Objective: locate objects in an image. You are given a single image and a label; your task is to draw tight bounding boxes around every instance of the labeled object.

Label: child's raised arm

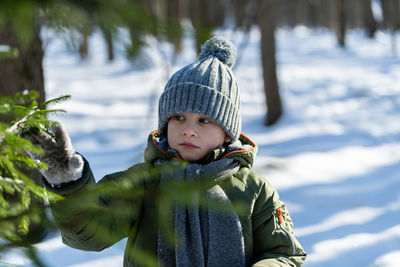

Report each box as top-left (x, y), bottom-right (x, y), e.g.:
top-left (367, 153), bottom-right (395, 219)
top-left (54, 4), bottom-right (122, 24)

top-left (26, 123), bottom-right (145, 251)
top-left (25, 123), bottom-right (84, 186)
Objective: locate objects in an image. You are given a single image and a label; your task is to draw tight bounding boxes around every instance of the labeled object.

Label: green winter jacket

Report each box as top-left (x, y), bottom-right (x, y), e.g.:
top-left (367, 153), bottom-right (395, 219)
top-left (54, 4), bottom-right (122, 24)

top-left (46, 132), bottom-right (306, 267)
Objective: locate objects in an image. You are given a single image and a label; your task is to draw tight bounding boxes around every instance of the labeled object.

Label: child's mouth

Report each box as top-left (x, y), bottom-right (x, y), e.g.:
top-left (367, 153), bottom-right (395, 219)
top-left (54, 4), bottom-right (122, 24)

top-left (180, 142), bottom-right (199, 149)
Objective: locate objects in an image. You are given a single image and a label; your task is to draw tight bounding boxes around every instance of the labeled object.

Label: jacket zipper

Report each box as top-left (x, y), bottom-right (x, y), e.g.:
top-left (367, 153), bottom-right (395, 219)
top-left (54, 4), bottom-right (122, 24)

top-left (277, 208), bottom-right (296, 256)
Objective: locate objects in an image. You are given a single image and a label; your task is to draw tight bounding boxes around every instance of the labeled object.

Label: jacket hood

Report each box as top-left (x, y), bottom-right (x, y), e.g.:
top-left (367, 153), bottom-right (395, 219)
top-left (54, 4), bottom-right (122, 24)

top-left (144, 131), bottom-right (257, 168)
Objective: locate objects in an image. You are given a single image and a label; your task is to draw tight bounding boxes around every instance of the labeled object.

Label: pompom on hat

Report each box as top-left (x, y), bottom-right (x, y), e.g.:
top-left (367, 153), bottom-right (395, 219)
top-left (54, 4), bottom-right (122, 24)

top-left (158, 36), bottom-right (241, 141)
top-left (198, 36), bottom-right (237, 68)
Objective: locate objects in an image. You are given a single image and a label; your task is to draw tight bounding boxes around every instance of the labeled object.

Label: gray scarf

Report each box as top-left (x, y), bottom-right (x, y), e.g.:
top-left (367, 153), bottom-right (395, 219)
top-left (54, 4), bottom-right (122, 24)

top-left (157, 158), bottom-right (245, 267)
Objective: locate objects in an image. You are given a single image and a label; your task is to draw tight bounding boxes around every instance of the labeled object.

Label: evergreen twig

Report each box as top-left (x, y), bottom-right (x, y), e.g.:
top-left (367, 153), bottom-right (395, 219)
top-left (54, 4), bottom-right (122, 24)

top-left (0, 90), bottom-right (67, 266)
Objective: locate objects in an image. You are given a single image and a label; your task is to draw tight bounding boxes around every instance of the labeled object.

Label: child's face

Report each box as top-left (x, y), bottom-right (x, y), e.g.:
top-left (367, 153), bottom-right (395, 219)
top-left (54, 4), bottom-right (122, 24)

top-left (167, 113), bottom-right (232, 162)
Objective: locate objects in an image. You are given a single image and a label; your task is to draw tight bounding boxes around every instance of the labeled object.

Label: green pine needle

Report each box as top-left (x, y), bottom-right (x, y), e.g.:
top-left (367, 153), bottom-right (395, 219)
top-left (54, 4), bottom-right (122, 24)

top-left (0, 90), bottom-right (66, 257)
top-left (39, 95), bottom-right (71, 110)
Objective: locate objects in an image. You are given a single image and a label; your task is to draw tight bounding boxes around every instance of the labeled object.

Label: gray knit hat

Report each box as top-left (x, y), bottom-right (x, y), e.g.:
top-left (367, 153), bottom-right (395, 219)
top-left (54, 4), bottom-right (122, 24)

top-left (158, 36), bottom-right (241, 141)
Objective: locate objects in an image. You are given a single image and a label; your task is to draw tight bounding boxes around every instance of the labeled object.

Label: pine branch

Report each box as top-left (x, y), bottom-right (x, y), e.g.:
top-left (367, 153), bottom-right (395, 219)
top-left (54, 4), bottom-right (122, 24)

top-left (38, 95), bottom-right (71, 110)
top-left (0, 91), bottom-right (67, 261)
top-left (0, 176), bottom-right (25, 185)
top-left (5, 108), bottom-right (37, 135)
top-left (0, 108), bottom-right (37, 147)
top-left (0, 102), bottom-right (67, 146)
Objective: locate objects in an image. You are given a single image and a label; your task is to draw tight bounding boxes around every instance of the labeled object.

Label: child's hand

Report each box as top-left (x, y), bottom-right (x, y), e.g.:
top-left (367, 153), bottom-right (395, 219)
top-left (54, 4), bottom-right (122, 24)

top-left (25, 123), bottom-right (84, 185)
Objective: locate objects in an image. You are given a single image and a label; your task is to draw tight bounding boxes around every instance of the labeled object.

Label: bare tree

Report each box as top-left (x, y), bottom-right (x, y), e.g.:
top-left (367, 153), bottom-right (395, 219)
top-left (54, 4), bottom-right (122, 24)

top-left (360, 0), bottom-right (377, 37)
top-left (334, 0), bottom-right (347, 47)
top-left (190, 0), bottom-right (208, 53)
top-left (166, 0), bottom-right (185, 54)
top-left (100, 25), bottom-right (115, 61)
top-left (381, 0), bottom-right (400, 56)
top-left (257, 0), bottom-right (282, 125)
top-left (0, 27), bottom-right (45, 104)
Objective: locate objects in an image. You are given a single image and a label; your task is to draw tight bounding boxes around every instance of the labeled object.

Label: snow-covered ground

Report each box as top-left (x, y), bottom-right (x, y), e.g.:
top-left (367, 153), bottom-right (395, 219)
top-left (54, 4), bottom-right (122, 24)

top-left (2, 24), bottom-right (400, 267)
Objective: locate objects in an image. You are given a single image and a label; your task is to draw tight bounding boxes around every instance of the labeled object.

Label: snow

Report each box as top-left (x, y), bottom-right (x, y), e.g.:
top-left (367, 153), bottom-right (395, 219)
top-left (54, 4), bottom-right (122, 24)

top-left (370, 251), bottom-right (400, 267)
top-left (2, 24), bottom-right (400, 267)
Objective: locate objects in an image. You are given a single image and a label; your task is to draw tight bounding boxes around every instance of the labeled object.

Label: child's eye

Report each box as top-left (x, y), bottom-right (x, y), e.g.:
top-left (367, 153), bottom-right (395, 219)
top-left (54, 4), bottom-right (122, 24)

top-left (199, 118), bottom-right (211, 124)
top-left (174, 115), bottom-right (184, 121)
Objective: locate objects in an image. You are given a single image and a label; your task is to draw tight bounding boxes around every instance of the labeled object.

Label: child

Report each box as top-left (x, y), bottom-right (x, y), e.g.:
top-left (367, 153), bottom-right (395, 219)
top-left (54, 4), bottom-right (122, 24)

top-left (32, 37), bottom-right (306, 266)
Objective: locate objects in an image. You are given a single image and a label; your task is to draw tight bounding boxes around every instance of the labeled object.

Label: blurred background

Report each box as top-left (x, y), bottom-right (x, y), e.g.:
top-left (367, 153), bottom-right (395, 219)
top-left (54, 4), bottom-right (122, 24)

top-left (1, 0), bottom-right (400, 266)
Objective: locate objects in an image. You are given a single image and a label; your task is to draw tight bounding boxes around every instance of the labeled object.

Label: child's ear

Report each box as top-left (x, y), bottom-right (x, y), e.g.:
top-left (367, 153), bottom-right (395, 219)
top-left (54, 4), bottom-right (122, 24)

top-left (224, 134), bottom-right (232, 143)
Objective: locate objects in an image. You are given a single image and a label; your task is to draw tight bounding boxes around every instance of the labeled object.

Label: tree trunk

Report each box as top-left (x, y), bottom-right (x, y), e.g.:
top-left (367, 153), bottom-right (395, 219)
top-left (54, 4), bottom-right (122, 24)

top-left (257, 0), bottom-right (282, 126)
top-left (335, 0), bottom-right (347, 47)
top-left (381, 0), bottom-right (400, 56)
top-left (190, 0), bottom-right (214, 53)
top-left (361, 0), bottom-right (377, 38)
top-left (0, 24), bottom-right (46, 134)
top-left (0, 20), bottom-right (48, 244)
top-left (79, 31), bottom-right (90, 59)
top-left (0, 27), bottom-right (45, 103)
top-left (295, 0), bottom-right (309, 26)
top-left (0, 24), bottom-right (45, 181)
top-left (167, 0), bottom-right (184, 53)
top-left (127, 26), bottom-right (142, 58)
top-left (380, 0), bottom-right (400, 29)
top-left (100, 26), bottom-right (114, 61)
top-left (233, 0), bottom-right (249, 28)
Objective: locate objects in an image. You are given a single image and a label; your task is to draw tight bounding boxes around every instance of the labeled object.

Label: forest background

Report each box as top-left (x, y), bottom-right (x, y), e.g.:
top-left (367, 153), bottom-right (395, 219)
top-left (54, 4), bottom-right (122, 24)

top-left (1, 0), bottom-right (400, 266)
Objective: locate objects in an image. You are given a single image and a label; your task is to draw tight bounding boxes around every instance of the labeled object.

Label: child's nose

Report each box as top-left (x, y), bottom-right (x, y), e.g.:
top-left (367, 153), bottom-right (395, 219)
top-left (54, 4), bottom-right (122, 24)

top-left (183, 124), bottom-right (197, 137)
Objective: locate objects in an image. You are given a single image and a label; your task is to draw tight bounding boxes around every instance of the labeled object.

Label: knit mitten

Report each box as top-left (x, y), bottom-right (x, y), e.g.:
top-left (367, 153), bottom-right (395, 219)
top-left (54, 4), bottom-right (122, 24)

top-left (26, 123), bottom-right (84, 185)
